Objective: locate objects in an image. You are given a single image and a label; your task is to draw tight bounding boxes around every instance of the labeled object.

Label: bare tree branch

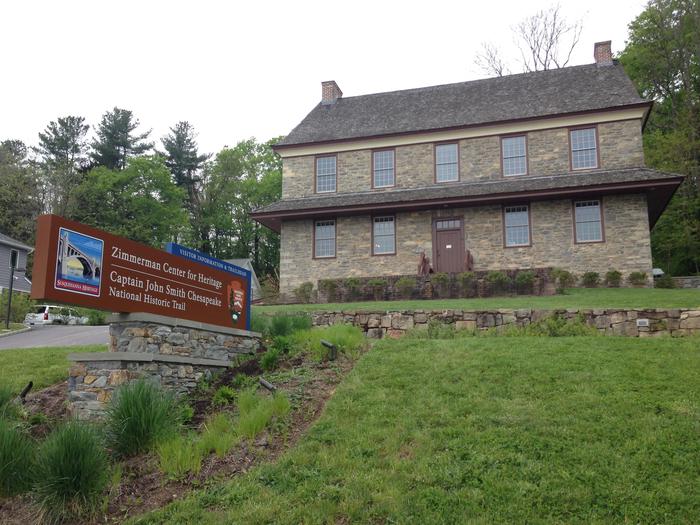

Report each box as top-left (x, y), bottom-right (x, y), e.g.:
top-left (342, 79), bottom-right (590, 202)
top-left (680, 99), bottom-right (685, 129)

top-left (474, 42), bottom-right (510, 77)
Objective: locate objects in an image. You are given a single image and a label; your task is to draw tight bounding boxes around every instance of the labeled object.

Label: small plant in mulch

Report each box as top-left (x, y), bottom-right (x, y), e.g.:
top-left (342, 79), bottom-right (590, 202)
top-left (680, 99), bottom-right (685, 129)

top-left (395, 276), bottom-right (416, 299)
top-left (604, 270), bottom-right (622, 287)
top-left (293, 282), bottom-right (314, 304)
top-left (486, 271), bottom-right (511, 295)
top-left (628, 271), bottom-right (648, 287)
top-left (211, 386), bottom-right (237, 407)
top-left (157, 433), bottom-right (202, 481)
top-left (514, 270), bottom-right (536, 294)
top-left (198, 413), bottom-right (238, 457)
top-left (261, 349), bottom-right (281, 371)
top-left (654, 274), bottom-right (675, 289)
top-left (367, 278), bottom-right (387, 301)
top-left (581, 271), bottom-right (600, 288)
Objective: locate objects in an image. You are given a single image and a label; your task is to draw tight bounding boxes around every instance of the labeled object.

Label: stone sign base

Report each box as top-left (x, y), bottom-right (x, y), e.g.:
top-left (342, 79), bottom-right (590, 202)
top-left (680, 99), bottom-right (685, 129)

top-left (68, 313), bottom-right (261, 420)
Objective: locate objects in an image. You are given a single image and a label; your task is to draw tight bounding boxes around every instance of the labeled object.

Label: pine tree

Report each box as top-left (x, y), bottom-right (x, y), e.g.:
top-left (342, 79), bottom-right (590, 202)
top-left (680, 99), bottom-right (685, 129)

top-left (90, 107), bottom-right (153, 170)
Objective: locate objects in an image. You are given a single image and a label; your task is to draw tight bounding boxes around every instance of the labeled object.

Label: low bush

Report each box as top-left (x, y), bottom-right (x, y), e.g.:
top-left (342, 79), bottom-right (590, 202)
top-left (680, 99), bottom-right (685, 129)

top-left (604, 270), bottom-right (622, 287)
top-left (457, 272), bottom-right (475, 296)
top-left (655, 274), bottom-right (676, 289)
top-left (289, 325), bottom-right (365, 361)
top-left (486, 271), bottom-right (511, 293)
top-left (514, 271), bottom-right (535, 293)
top-left (395, 276), bottom-right (416, 299)
top-left (212, 385), bottom-right (237, 407)
top-left (268, 314), bottom-right (312, 338)
top-left (34, 421), bottom-right (109, 523)
top-left (581, 271), bottom-right (600, 288)
top-left (293, 282), bottom-right (314, 304)
top-left (487, 314), bottom-right (598, 337)
top-left (0, 290), bottom-right (33, 323)
top-left (628, 271), bottom-right (648, 286)
top-left (250, 312), bottom-right (270, 336)
top-left (551, 268), bottom-right (576, 293)
top-left (343, 277), bottom-right (361, 300)
top-left (367, 278), bottom-right (386, 301)
top-left (106, 379), bottom-right (178, 457)
top-left (86, 310), bottom-right (106, 325)
top-left (237, 392), bottom-right (291, 440)
top-left (317, 280), bottom-right (338, 302)
top-left (199, 413), bottom-right (238, 457)
top-left (0, 420), bottom-right (35, 496)
top-left (271, 335), bottom-right (293, 354)
top-left (158, 434), bottom-right (202, 480)
top-left (261, 349), bottom-right (281, 371)
top-left (431, 272), bottom-right (450, 297)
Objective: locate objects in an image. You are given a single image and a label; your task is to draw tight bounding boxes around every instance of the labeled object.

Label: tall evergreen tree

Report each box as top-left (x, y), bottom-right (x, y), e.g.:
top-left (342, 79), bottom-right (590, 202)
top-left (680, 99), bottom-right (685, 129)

top-left (0, 140), bottom-right (41, 244)
top-left (90, 107), bottom-right (153, 170)
top-left (33, 115), bottom-right (89, 215)
top-left (159, 121), bottom-right (210, 213)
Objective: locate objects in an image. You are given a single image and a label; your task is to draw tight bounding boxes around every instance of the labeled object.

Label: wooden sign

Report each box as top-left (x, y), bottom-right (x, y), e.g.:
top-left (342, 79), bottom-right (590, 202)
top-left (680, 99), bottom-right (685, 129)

top-left (31, 215), bottom-right (250, 330)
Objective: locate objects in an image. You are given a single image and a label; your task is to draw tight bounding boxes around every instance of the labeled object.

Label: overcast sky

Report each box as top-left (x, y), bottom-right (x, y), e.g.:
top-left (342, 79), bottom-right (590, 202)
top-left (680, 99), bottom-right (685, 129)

top-left (1, 0), bottom-right (646, 156)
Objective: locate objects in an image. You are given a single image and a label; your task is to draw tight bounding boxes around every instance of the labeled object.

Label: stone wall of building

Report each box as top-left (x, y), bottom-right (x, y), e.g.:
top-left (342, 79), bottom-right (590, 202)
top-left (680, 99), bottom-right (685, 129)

top-left (279, 194), bottom-right (653, 297)
top-left (67, 314), bottom-right (260, 419)
top-left (309, 308), bottom-right (700, 339)
top-left (280, 120), bottom-right (645, 199)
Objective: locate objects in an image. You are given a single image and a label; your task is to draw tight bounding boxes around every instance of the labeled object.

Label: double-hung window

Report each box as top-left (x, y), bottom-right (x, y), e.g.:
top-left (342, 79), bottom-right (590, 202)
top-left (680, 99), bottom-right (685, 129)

top-left (435, 143), bottom-right (458, 182)
top-left (316, 156), bottom-right (336, 193)
top-left (373, 150), bottom-right (395, 187)
top-left (373, 216), bottom-right (395, 255)
top-left (570, 128), bottom-right (598, 170)
top-left (574, 200), bottom-right (603, 242)
top-left (502, 136), bottom-right (527, 176)
top-left (314, 220), bottom-right (336, 258)
top-left (504, 205), bottom-right (530, 247)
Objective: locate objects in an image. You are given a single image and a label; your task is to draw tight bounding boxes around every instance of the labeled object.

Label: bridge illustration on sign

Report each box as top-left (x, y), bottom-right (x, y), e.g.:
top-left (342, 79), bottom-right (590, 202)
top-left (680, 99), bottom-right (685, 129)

top-left (58, 230), bottom-right (101, 281)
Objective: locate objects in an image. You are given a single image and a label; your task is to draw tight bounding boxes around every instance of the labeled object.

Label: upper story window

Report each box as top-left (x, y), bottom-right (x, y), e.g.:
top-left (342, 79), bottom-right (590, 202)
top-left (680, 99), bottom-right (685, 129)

top-left (502, 135), bottom-right (527, 176)
top-left (314, 219), bottom-right (336, 257)
top-left (315, 156), bottom-right (337, 193)
top-left (435, 143), bottom-right (459, 183)
top-left (504, 205), bottom-right (530, 247)
top-left (373, 150), bottom-right (395, 188)
top-left (570, 128), bottom-right (598, 170)
top-left (574, 200), bottom-right (603, 243)
top-left (373, 216), bottom-right (395, 255)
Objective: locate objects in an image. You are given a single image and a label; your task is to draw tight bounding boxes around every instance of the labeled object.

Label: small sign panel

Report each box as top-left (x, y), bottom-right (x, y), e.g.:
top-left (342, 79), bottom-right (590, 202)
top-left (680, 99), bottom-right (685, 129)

top-left (31, 215), bottom-right (249, 330)
top-left (636, 319), bottom-right (650, 328)
top-left (446, 244), bottom-right (452, 249)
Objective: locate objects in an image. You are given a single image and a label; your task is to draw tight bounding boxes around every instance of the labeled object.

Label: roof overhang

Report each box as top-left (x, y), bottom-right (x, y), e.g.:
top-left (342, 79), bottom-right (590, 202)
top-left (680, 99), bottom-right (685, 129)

top-left (251, 175), bottom-right (683, 233)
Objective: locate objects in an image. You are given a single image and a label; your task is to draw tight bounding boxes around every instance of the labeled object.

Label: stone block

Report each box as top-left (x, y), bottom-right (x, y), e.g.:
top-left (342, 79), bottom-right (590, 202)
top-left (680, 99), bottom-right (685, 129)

top-left (70, 363), bottom-right (86, 377)
top-left (679, 316), bottom-right (700, 330)
top-left (456, 320), bottom-right (476, 331)
top-left (380, 315), bottom-right (392, 328)
top-left (108, 369), bottom-right (129, 386)
top-left (167, 332), bottom-right (187, 345)
top-left (366, 328), bottom-right (383, 339)
top-left (386, 329), bottom-right (404, 339)
top-left (127, 337), bottom-right (146, 353)
top-left (414, 313), bottom-right (428, 324)
top-left (92, 376), bottom-right (108, 388)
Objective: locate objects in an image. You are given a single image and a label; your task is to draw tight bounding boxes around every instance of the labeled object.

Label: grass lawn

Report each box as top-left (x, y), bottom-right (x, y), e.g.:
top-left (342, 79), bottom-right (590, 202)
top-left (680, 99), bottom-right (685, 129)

top-left (0, 345), bottom-right (104, 391)
top-left (256, 288), bottom-right (700, 314)
top-left (0, 322), bottom-right (27, 334)
top-left (138, 336), bottom-right (699, 524)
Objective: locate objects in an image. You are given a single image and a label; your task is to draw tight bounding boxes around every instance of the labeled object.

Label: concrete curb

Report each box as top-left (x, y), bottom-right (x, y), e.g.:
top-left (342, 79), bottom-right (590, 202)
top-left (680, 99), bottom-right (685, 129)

top-left (0, 326), bottom-right (32, 338)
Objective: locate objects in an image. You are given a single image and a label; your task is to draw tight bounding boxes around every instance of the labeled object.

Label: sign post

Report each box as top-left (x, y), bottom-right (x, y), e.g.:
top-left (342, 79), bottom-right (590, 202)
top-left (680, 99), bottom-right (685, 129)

top-left (4, 250), bottom-right (18, 329)
top-left (31, 215), bottom-right (250, 331)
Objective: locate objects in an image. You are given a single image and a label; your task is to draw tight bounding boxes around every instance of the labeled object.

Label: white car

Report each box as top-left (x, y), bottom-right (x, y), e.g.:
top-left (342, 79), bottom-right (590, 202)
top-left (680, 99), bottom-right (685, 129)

top-left (24, 305), bottom-right (88, 326)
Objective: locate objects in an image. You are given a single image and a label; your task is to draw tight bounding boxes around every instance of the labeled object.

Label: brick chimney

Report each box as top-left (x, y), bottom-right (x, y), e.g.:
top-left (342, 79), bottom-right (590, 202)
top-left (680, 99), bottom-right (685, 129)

top-left (321, 81), bottom-right (343, 104)
top-left (594, 41), bottom-right (613, 66)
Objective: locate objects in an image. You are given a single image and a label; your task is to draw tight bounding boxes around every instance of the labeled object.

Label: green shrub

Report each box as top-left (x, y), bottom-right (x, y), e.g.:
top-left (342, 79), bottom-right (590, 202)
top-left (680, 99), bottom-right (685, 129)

top-left (514, 271), bottom-right (536, 293)
top-left (293, 282), bottom-right (314, 304)
top-left (86, 310), bottom-right (106, 325)
top-left (486, 271), bottom-right (511, 293)
top-left (395, 276), bottom-right (416, 299)
top-left (581, 271), bottom-right (600, 288)
top-left (0, 385), bottom-right (19, 420)
top-left (628, 271), bottom-right (648, 286)
top-left (367, 278), bottom-right (386, 300)
top-left (604, 270), bottom-right (622, 287)
top-left (551, 268), bottom-right (576, 293)
top-left (212, 385), bottom-right (238, 407)
top-left (268, 314), bottom-right (311, 338)
top-left (344, 277), bottom-right (361, 300)
top-left (199, 413), bottom-right (238, 457)
top-left (289, 325), bottom-right (365, 361)
top-left (317, 280), bottom-right (338, 302)
top-left (271, 335), bottom-right (293, 354)
top-left (158, 434), bottom-right (202, 480)
top-left (106, 379), bottom-right (178, 457)
top-left (655, 274), bottom-right (676, 289)
top-left (0, 290), bottom-right (34, 323)
top-left (457, 272), bottom-right (475, 295)
top-left (237, 392), bottom-right (291, 440)
top-left (261, 349), bottom-right (281, 371)
top-left (231, 373), bottom-right (256, 390)
top-left (34, 421), bottom-right (109, 523)
top-left (0, 420), bottom-right (35, 496)
top-left (250, 313), bottom-right (270, 336)
top-left (176, 403), bottom-right (195, 425)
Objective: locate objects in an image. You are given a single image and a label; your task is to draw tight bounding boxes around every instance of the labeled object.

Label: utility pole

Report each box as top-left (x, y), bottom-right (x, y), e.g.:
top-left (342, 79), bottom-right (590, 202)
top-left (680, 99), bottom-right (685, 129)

top-left (5, 250), bottom-right (18, 329)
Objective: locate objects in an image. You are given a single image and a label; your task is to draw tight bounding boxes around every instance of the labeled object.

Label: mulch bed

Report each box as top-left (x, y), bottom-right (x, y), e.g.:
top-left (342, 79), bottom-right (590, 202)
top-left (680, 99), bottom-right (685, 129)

top-left (0, 351), bottom-right (360, 524)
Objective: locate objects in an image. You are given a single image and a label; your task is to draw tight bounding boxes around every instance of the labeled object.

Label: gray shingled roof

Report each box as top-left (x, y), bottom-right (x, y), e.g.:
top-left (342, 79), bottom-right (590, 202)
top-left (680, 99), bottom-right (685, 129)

top-left (276, 63), bottom-right (647, 147)
top-left (252, 168), bottom-right (682, 216)
top-left (0, 232), bottom-right (32, 251)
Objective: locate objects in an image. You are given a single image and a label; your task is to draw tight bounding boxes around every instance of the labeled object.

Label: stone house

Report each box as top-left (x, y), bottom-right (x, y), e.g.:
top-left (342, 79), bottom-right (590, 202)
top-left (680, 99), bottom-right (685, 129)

top-left (251, 42), bottom-right (683, 299)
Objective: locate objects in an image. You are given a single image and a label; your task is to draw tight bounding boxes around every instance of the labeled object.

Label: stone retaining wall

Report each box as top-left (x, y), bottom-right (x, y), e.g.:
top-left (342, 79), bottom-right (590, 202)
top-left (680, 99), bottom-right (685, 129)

top-left (68, 313), bottom-right (260, 419)
top-left (673, 276), bottom-right (700, 289)
top-left (310, 308), bottom-right (700, 339)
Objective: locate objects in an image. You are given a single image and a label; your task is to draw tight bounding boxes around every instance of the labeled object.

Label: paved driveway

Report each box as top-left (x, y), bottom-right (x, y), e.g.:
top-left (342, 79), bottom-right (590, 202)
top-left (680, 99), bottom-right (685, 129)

top-left (0, 325), bottom-right (109, 350)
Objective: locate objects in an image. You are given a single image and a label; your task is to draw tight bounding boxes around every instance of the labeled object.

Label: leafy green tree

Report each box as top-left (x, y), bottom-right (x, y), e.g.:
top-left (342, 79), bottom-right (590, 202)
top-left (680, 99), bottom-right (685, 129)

top-left (68, 156), bottom-right (187, 247)
top-left (620, 0), bottom-right (700, 274)
top-left (33, 116), bottom-right (89, 215)
top-left (159, 121), bottom-right (210, 213)
top-left (0, 140), bottom-right (41, 244)
top-left (90, 107), bottom-right (153, 170)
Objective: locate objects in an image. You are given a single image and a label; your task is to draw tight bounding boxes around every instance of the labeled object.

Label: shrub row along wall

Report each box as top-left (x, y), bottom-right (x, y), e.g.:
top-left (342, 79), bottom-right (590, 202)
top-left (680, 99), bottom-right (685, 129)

top-left (310, 308), bottom-right (700, 339)
top-left (305, 268), bottom-right (556, 304)
top-left (68, 313), bottom-right (260, 420)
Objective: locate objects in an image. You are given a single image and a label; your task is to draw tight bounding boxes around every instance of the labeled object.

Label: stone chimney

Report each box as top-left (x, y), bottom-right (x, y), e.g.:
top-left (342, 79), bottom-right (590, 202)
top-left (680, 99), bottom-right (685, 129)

top-left (594, 41), bottom-right (613, 66)
top-left (321, 81), bottom-right (343, 104)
